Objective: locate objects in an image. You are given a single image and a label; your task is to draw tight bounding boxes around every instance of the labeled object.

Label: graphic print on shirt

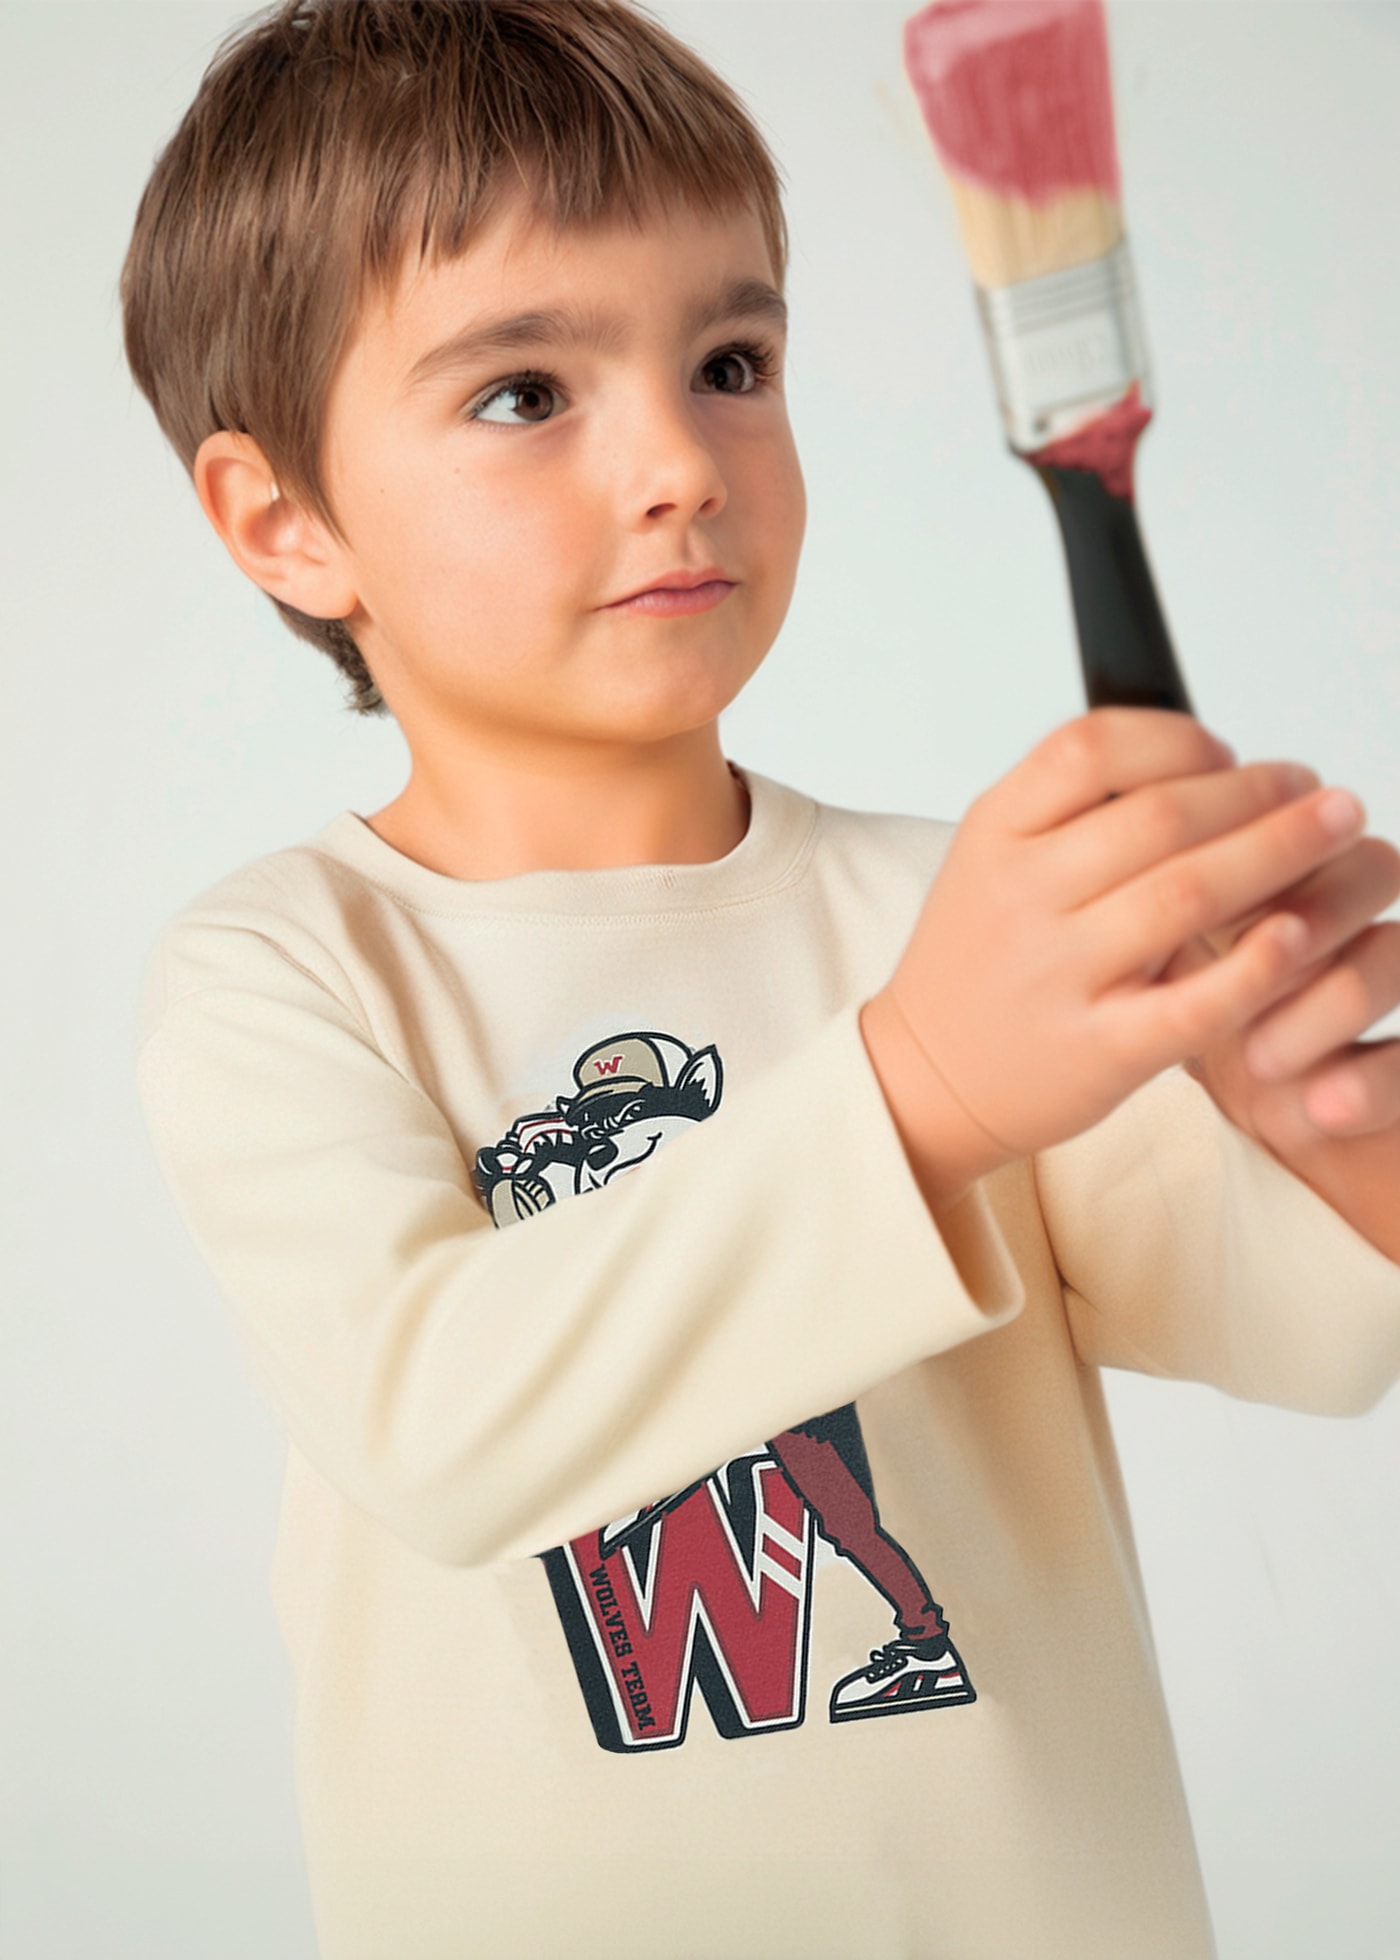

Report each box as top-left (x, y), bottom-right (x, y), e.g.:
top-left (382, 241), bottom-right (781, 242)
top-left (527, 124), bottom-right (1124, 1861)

top-left (474, 1028), bottom-right (976, 1754)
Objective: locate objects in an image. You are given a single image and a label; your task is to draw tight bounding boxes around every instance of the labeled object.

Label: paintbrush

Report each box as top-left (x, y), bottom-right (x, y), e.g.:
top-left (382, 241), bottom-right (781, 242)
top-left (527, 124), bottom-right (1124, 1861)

top-left (902, 0), bottom-right (1193, 714)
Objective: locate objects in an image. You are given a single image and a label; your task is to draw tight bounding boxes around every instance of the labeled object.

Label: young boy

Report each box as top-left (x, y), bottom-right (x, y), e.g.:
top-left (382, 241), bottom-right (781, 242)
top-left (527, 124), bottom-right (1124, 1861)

top-left (126, 3), bottom-right (1400, 1954)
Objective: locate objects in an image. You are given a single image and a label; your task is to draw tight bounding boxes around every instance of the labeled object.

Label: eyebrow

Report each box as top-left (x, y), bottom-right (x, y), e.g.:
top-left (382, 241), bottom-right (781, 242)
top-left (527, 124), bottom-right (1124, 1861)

top-left (404, 276), bottom-right (788, 392)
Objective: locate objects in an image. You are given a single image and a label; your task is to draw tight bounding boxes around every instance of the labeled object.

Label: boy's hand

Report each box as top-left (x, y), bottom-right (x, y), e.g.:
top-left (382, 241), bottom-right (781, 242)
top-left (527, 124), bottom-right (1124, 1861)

top-left (1168, 826), bottom-right (1400, 1262)
top-left (862, 709), bottom-right (1380, 1214)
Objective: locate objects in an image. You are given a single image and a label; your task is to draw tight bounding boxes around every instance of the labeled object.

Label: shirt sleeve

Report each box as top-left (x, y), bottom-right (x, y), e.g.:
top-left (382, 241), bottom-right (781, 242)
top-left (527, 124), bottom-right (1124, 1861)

top-left (1033, 1064), bottom-right (1400, 1415)
top-left (137, 926), bottom-right (1023, 1568)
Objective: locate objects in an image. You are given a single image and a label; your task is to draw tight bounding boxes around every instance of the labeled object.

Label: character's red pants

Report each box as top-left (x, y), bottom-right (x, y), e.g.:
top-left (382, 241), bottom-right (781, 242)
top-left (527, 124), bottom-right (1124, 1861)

top-left (769, 1423), bottom-right (948, 1644)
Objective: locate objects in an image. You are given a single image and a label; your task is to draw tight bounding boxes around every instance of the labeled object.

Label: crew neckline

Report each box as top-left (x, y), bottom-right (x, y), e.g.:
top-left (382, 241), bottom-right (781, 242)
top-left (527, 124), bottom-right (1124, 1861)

top-left (308, 765), bottom-right (819, 919)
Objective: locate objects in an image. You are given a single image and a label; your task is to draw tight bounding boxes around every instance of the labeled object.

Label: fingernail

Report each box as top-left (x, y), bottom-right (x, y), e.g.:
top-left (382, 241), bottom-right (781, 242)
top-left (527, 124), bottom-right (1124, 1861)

top-left (1281, 763), bottom-right (1318, 796)
top-left (1317, 788), bottom-right (1364, 837)
top-left (1306, 1071), bottom-right (1367, 1130)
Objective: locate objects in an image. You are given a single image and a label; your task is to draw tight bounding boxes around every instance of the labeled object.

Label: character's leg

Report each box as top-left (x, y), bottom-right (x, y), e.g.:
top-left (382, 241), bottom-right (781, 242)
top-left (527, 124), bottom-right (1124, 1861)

top-left (770, 1414), bottom-right (976, 1721)
top-left (769, 1424), bottom-right (947, 1643)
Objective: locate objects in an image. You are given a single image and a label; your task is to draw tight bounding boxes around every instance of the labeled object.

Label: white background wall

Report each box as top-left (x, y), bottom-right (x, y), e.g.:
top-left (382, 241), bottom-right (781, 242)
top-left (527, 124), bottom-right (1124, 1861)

top-left (3, 2), bottom-right (1397, 1955)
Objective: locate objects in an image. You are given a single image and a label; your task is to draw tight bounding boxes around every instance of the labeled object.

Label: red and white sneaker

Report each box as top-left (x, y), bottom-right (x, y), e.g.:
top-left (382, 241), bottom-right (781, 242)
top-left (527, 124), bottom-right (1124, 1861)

top-left (828, 1637), bottom-right (976, 1722)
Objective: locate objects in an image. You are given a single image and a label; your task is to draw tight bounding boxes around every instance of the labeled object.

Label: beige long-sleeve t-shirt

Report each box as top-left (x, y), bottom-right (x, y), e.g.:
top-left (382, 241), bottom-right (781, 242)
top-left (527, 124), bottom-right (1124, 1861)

top-left (136, 766), bottom-right (1400, 1960)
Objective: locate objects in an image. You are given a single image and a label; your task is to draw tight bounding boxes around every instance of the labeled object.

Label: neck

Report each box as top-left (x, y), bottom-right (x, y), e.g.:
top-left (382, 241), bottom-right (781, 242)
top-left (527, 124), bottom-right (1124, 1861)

top-left (365, 723), bottom-right (749, 881)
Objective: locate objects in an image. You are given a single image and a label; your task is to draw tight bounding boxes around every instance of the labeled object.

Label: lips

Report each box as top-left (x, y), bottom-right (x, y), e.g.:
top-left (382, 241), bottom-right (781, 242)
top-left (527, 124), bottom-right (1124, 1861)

top-left (605, 581), bottom-right (735, 618)
top-left (608, 567), bottom-right (734, 606)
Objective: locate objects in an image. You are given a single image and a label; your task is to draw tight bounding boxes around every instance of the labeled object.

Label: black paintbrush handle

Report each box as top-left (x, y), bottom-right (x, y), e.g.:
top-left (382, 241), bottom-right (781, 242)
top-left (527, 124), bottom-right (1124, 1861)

top-left (1031, 462), bottom-right (1193, 715)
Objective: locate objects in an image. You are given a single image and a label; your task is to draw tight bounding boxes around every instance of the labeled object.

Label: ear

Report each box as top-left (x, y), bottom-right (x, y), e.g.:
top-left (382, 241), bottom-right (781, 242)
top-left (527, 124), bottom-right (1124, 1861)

top-left (193, 431), bottom-right (359, 623)
top-left (677, 1045), bottom-right (723, 1113)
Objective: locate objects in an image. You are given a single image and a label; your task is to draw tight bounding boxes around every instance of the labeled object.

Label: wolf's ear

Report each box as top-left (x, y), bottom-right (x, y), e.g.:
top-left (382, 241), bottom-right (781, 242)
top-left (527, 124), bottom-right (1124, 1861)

top-left (677, 1045), bottom-right (723, 1112)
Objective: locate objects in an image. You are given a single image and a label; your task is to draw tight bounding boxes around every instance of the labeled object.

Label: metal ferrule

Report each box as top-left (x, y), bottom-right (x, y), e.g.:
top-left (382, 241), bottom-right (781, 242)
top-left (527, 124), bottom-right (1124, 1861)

top-left (974, 239), bottom-right (1153, 454)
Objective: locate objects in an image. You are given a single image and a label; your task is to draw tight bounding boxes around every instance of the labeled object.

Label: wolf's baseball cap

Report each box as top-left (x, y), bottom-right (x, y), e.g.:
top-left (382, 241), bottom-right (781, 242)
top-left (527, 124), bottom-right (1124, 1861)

top-left (570, 1033), bottom-right (689, 1107)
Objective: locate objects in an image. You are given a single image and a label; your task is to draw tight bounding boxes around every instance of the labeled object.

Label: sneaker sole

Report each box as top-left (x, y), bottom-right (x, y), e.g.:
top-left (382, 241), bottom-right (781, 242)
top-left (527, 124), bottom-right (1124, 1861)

top-left (829, 1682), bottom-right (977, 1723)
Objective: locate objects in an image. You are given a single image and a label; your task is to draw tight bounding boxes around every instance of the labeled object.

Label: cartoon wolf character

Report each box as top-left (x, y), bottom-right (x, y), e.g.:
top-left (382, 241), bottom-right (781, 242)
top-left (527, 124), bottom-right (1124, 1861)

top-left (475, 1028), bottom-right (975, 1729)
top-left (474, 1032), bottom-right (724, 1226)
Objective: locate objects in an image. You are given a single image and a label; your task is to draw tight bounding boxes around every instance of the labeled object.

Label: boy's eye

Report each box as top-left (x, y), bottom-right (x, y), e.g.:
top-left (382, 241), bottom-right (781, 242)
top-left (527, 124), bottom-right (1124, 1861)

top-left (471, 371), bottom-right (561, 427)
top-left (465, 340), bottom-right (780, 430)
top-left (700, 343), bottom-right (777, 394)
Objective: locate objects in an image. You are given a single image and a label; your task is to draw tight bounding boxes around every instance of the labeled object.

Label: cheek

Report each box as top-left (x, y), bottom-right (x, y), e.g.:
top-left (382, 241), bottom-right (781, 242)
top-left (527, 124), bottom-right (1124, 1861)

top-left (366, 457), bottom-right (583, 624)
top-left (757, 430), bottom-right (807, 551)
top-left (425, 454), bottom-right (591, 585)
top-left (757, 441), bottom-right (807, 593)
top-left (784, 432), bottom-right (808, 522)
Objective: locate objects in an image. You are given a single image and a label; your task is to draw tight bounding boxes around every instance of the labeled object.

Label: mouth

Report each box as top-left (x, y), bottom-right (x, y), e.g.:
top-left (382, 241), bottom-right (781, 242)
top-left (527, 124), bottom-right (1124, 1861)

top-left (607, 583), bottom-right (734, 618)
top-left (603, 566), bottom-right (738, 615)
top-left (602, 1133), bottom-right (664, 1180)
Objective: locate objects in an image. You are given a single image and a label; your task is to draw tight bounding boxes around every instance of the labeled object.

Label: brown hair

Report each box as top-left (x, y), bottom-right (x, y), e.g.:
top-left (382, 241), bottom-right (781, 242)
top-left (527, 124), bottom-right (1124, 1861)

top-left (122, 0), bottom-right (790, 715)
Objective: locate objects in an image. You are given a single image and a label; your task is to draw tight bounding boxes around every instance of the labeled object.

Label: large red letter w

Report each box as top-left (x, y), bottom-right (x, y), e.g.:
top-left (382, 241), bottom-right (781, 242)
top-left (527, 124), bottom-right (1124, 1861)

top-left (545, 1456), bottom-right (814, 1752)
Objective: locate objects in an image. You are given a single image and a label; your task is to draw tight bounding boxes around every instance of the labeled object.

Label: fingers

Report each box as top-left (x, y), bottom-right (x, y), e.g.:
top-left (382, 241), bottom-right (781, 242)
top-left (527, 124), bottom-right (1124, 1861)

top-left (1238, 837), bottom-right (1400, 967)
top-left (1297, 1039), bottom-right (1400, 1136)
top-left (987, 709), bottom-right (1235, 836)
top-left (1086, 783), bottom-right (1370, 987)
top-left (1098, 848), bottom-right (1400, 1114)
top-left (1048, 760), bottom-right (1320, 910)
top-left (1244, 920), bottom-right (1400, 1083)
top-left (1099, 908), bottom-right (1313, 1080)
top-left (1198, 836), bottom-right (1400, 1006)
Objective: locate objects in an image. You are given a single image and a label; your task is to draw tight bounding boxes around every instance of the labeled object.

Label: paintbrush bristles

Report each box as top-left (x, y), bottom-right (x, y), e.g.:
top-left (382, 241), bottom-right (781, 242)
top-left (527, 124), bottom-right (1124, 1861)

top-left (904, 0), bottom-right (1122, 291)
top-left (948, 180), bottom-right (1121, 287)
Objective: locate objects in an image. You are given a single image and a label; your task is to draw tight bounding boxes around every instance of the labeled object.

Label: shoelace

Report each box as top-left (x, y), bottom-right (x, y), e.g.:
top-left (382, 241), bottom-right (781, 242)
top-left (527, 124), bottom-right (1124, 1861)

top-left (863, 1642), bottom-right (914, 1681)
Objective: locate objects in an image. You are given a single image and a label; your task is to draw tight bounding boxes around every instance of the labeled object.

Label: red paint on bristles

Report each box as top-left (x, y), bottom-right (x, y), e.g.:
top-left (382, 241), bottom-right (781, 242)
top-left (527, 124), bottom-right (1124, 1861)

top-left (903, 0), bottom-right (1120, 205)
top-left (1027, 382), bottom-right (1151, 501)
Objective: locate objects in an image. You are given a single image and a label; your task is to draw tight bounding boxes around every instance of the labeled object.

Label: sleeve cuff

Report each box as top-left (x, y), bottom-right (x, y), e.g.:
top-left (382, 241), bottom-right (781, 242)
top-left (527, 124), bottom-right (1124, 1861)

top-left (823, 1001), bottom-right (1025, 1347)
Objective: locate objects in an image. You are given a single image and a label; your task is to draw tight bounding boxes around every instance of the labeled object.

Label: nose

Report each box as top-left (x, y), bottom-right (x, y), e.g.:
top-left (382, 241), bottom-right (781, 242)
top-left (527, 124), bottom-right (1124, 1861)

top-left (585, 1137), bottom-right (619, 1172)
top-left (619, 381), bottom-right (729, 525)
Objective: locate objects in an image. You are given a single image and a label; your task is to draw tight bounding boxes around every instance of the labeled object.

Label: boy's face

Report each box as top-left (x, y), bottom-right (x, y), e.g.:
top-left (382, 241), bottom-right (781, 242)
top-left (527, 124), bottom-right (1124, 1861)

top-left (318, 191), bottom-right (806, 765)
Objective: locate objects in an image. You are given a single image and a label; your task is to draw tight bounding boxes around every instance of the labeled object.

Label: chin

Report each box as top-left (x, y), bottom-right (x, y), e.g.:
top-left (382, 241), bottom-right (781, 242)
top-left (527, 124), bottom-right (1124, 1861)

top-left (609, 648), bottom-right (765, 735)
